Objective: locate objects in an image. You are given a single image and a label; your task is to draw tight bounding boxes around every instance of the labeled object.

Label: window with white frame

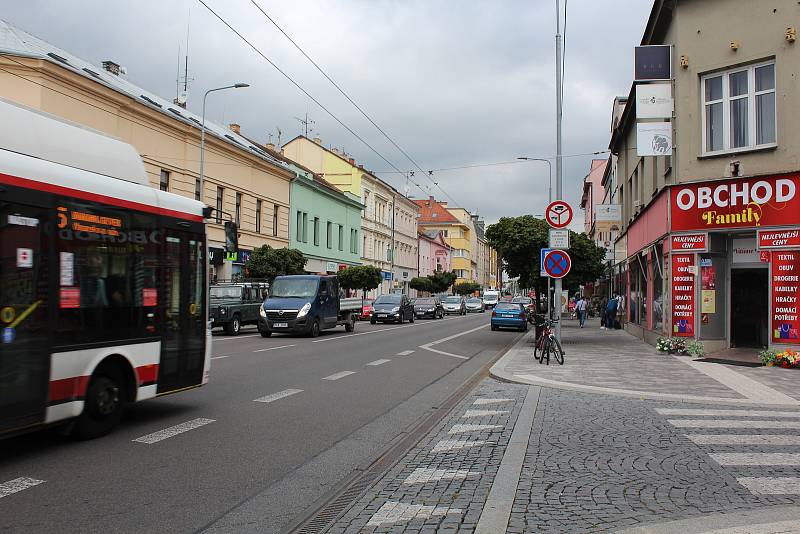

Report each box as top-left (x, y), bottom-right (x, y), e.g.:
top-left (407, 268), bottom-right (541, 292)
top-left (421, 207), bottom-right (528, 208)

top-left (702, 61), bottom-right (776, 154)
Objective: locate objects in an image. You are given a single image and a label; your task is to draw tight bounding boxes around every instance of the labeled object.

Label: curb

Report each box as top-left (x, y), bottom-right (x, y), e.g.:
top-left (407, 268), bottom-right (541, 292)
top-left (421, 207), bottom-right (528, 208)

top-left (489, 332), bottom-right (800, 407)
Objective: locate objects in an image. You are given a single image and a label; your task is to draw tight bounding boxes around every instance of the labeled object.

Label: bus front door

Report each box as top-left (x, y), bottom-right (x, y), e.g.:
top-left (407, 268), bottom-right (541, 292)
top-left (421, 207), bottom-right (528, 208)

top-left (0, 201), bottom-right (50, 434)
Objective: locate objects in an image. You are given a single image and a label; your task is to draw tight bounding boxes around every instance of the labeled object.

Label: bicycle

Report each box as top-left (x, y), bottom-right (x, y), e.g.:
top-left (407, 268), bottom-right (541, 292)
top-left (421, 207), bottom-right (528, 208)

top-left (533, 317), bottom-right (564, 365)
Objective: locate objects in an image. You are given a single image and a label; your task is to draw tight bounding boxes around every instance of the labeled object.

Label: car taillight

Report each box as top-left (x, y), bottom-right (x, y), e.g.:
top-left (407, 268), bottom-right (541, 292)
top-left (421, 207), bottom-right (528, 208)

top-left (492, 311), bottom-right (497, 317)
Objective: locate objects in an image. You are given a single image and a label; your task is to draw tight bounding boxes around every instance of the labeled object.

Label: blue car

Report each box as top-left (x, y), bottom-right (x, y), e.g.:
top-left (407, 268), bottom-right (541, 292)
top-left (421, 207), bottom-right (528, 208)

top-left (491, 302), bottom-right (528, 332)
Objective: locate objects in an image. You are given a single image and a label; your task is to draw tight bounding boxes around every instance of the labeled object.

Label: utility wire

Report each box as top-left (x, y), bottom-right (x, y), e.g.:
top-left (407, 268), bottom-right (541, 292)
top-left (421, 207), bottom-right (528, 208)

top-left (372, 150), bottom-right (611, 174)
top-left (247, 0), bottom-right (461, 207)
top-left (197, 0), bottom-right (433, 199)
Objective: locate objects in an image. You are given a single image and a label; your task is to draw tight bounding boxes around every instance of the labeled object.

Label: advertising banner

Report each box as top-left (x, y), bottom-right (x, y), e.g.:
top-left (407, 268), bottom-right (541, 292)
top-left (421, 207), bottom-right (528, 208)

top-left (671, 254), bottom-right (695, 337)
top-left (635, 83), bottom-right (674, 119)
top-left (634, 45), bottom-right (672, 81)
top-left (637, 122), bottom-right (672, 157)
top-left (670, 233), bottom-right (708, 252)
top-left (771, 251), bottom-right (800, 344)
top-left (759, 229), bottom-right (800, 250)
top-left (671, 174), bottom-right (800, 232)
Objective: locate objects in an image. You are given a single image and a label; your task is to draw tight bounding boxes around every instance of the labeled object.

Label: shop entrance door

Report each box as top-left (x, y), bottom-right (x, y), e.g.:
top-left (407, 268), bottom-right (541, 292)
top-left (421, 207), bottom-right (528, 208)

top-left (730, 268), bottom-right (768, 348)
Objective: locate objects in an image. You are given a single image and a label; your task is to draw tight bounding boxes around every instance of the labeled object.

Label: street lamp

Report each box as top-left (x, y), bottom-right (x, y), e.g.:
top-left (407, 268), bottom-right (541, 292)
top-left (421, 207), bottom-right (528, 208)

top-left (199, 83), bottom-right (250, 203)
top-left (518, 157), bottom-right (554, 320)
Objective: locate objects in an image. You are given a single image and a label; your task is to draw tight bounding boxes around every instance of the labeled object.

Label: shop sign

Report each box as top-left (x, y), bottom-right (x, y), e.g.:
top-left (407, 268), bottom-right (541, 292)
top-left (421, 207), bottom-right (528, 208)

top-left (209, 247), bottom-right (224, 266)
top-left (325, 261), bottom-right (338, 272)
top-left (760, 251), bottom-right (772, 263)
top-left (701, 263), bottom-right (716, 314)
top-left (670, 233), bottom-right (707, 252)
top-left (233, 249), bottom-right (252, 265)
top-left (671, 174), bottom-right (800, 232)
top-left (636, 122), bottom-right (672, 157)
top-left (671, 254), bottom-right (695, 337)
top-left (634, 45), bottom-right (672, 81)
top-left (732, 238), bottom-right (758, 265)
top-left (382, 271), bottom-right (393, 281)
top-left (758, 229), bottom-right (800, 250)
top-left (771, 251), bottom-right (800, 344)
top-left (635, 83), bottom-right (673, 119)
top-left (594, 204), bottom-right (621, 222)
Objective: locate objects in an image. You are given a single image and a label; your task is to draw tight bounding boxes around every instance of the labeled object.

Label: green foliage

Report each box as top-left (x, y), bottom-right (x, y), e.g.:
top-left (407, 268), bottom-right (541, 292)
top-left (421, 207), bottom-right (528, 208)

top-left (685, 340), bottom-right (706, 358)
top-left (485, 215), bottom-right (608, 292)
top-left (337, 265), bottom-right (383, 293)
top-left (453, 281), bottom-right (481, 296)
top-left (245, 245), bottom-right (306, 282)
top-left (409, 277), bottom-right (433, 293)
top-left (427, 270), bottom-right (458, 293)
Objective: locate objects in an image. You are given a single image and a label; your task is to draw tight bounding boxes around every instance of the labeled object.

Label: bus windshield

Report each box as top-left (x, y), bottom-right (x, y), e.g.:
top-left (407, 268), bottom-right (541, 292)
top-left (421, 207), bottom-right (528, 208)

top-left (271, 278), bottom-right (319, 299)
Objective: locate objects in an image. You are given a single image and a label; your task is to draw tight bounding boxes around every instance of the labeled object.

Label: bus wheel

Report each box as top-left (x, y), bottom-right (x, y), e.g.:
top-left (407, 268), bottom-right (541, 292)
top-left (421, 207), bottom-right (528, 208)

top-left (225, 315), bottom-right (241, 336)
top-left (74, 369), bottom-right (126, 439)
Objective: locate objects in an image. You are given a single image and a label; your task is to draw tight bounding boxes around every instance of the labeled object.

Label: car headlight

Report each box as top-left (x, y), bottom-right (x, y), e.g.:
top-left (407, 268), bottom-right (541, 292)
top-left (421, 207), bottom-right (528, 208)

top-left (428, 308), bottom-right (434, 312)
top-left (259, 306), bottom-right (266, 318)
top-left (391, 306), bottom-right (400, 312)
top-left (297, 302), bottom-right (312, 318)
top-left (219, 307), bottom-right (226, 315)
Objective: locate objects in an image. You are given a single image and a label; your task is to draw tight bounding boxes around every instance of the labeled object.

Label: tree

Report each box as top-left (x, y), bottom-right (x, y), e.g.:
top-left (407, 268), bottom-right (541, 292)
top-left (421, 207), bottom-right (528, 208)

top-left (427, 270), bottom-right (457, 294)
top-left (453, 281), bottom-right (481, 296)
top-left (409, 277), bottom-right (433, 294)
top-left (337, 265), bottom-right (383, 299)
top-left (245, 245), bottom-right (306, 282)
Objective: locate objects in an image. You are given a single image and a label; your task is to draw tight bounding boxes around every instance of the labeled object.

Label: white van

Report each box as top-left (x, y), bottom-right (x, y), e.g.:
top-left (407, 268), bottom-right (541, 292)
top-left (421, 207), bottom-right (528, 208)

top-left (482, 290), bottom-right (500, 309)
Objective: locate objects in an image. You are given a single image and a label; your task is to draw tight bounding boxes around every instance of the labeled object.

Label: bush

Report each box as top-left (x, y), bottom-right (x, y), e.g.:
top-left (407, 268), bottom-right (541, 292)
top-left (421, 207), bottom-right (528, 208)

top-left (685, 340), bottom-right (705, 358)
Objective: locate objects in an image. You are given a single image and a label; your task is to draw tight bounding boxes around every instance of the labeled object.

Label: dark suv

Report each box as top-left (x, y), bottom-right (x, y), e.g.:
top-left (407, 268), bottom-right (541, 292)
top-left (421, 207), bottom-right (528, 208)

top-left (414, 297), bottom-right (444, 319)
top-left (210, 281), bottom-right (269, 335)
top-left (371, 294), bottom-right (415, 324)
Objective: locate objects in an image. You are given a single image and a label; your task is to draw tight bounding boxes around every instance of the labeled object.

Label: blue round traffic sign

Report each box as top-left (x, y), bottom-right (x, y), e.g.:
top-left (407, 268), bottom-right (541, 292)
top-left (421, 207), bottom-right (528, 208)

top-left (544, 250), bottom-right (571, 279)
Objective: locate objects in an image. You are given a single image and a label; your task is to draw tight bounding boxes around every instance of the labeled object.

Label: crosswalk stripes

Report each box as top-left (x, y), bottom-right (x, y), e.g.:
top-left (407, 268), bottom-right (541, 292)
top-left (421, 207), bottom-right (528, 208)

top-left (657, 407), bottom-right (800, 495)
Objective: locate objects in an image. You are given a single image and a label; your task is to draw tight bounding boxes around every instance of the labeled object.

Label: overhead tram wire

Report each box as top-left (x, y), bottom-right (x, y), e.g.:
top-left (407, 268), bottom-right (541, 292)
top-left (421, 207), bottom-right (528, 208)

top-left (247, 0), bottom-right (462, 207)
top-left (196, 0), bottom-right (432, 199)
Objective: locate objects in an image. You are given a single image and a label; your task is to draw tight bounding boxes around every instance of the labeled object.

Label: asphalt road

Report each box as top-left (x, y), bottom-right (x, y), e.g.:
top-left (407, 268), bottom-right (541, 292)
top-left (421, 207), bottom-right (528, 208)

top-left (0, 311), bottom-right (522, 534)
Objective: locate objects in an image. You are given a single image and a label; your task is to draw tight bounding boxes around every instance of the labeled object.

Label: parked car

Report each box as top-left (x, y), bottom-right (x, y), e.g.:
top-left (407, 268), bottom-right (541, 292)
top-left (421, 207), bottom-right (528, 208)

top-left (466, 297), bottom-right (485, 313)
top-left (414, 297), bottom-right (444, 319)
top-left (512, 296), bottom-right (535, 316)
top-left (491, 302), bottom-right (528, 332)
top-left (258, 275), bottom-right (360, 337)
top-left (371, 294), bottom-right (415, 324)
top-left (210, 281), bottom-right (270, 335)
top-left (442, 295), bottom-right (466, 315)
top-left (482, 289), bottom-right (500, 309)
top-left (358, 299), bottom-right (374, 321)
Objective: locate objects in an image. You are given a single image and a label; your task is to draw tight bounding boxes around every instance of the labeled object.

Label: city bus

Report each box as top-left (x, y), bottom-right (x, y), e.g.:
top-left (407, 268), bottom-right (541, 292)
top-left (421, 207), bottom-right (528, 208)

top-left (0, 99), bottom-right (210, 439)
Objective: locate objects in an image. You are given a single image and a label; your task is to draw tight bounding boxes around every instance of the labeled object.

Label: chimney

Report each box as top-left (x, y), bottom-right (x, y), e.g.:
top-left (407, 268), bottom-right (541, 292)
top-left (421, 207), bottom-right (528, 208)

top-left (428, 195), bottom-right (434, 207)
top-left (358, 164), bottom-right (364, 170)
top-left (102, 60), bottom-right (121, 76)
top-left (349, 158), bottom-right (356, 165)
top-left (229, 123), bottom-right (241, 135)
top-left (313, 136), bottom-right (322, 145)
top-left (266, 142), bottom-right (276, 151)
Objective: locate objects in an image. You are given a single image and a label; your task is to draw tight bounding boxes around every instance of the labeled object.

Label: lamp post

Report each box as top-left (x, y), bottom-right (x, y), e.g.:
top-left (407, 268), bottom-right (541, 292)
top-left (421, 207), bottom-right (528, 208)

top-left (199, 83), bottom-right (249, 203)
top-left (518, 157), bottom-right (554, 319)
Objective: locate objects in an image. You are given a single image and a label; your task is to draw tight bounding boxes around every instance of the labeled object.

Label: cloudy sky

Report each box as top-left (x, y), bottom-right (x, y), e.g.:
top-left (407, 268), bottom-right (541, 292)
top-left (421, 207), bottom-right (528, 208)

top-left (4, 0), bottom-right (651, 228)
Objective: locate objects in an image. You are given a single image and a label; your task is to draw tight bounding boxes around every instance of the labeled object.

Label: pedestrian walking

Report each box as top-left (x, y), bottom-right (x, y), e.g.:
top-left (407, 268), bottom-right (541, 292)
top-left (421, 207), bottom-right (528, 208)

top-left (599, 296), bottom-right (608, 329)
top-left (575, 295), bottom-right (587, 328)
top-left (605, 293), bottom-right (619, 332)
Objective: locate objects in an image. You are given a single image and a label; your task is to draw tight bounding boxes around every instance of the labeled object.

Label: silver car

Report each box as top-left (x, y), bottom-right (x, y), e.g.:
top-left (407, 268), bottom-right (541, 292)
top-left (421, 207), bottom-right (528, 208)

top-left (465, 297), bottom-right (485, 313)
top-left (442, 296), bottom-right (466, 315)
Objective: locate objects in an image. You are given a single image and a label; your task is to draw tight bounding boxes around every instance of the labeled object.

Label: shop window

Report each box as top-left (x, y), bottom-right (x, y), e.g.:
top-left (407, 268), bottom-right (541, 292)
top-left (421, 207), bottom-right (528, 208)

top-left (702, 61), bottom-right (776, 154)
top-left (652, 245), bottom-right (664, 331)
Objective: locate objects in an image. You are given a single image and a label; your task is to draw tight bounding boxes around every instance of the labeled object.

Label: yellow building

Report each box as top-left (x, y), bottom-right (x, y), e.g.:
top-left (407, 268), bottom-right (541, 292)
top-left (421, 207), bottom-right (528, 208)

top-left (0, 21), bottom-right (293, 280)
top-left (414, 197), bottom-right (474, 284)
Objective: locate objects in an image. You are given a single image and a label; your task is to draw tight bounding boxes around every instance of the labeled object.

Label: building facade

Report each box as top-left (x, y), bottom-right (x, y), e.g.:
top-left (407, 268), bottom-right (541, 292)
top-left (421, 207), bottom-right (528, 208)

top-left (0, 21), bottom-right (293, 282)
top-left (418, 231), bottom-right (452, 278)
top-left (610, 0), bottom-right (800, 352)
top-left (414, 197), bottom-right (474, 283)
top-left (392, 194), bottom-right (420, 293)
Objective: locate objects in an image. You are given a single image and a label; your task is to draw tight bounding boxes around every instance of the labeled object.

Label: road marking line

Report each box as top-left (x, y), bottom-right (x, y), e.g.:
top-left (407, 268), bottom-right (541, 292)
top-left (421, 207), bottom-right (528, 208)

top-left (463, 409), bottom-right (509, 418)
top-left (253, 389), bottom-right (303, 404)
top-left (687, 434), bottom-right (800, 445)
top-left (476, 386), bottom-right (540, 534)
top-left (473, 398), bottom-right (514, 406)
top-left (431, 439), bottom-right (489, 453)
top-left (132, 418), bottom-right (215, 444)
top-left (710, 453), bottom-right (800, 466)
top-left (403, 468), bottom-right (479, 484)
top-left (668, 419), bottom-right (800, 429)
top-left (419, 324), bottom-right (489, 359)
top-left (367, 359), bottom-right (391, 366)
top-left (0, 477), bottom-right (44, 499)
top-left (657, 408), bottom-right (800, 418)
top-left (677, 358), bottom-right (798, 404)
top-left (210, 355), bottom-right (231, 360)
top-left (253, 344), bottom-right (296, 353)
top-left (366, 501), bottom-right (462, 527)
top-left (322, 371), bottom-right (356, 381)
top-left (310, 315), bottom-right (470, 344)
top-left (396, 350), bottom-right (415, 356)
top-left (448, 423), bottom-right (503, 434)
top-left (737, 477), bottom-right (800, 495)
top-left (212, 334), bottom-right (261, 342)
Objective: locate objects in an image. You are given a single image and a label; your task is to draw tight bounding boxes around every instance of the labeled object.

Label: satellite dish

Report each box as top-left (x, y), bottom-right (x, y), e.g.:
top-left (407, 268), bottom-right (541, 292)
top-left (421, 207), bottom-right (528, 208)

top-left (177, 91), bottom-right (188, 104)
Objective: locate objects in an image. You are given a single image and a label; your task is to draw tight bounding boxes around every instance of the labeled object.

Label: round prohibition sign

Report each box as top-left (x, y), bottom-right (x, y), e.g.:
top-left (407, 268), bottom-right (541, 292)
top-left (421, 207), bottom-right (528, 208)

top-left (544, 250), bottom-right (571, 279)
top-left (545, 200), bottom-right (573, 229)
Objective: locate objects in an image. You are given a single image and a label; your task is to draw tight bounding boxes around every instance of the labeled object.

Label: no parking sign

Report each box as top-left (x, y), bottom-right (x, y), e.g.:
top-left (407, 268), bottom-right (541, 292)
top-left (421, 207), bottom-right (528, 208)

top-left (543, 250), bottom-right (571, 279)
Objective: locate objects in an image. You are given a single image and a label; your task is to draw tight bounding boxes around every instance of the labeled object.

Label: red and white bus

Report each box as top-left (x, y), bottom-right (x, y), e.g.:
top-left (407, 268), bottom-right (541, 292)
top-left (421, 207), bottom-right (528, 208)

top-left (0, 98), bottom-right (210, 439)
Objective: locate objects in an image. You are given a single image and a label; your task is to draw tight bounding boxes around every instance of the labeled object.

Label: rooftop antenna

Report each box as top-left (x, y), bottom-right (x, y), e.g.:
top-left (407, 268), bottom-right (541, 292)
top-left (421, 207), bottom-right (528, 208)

top-left (294, 112), bottom-right (315, 137)
top-left (174, 9), bottom-right (192, 108)
top-left (276, 127), bottom-right (283, 149)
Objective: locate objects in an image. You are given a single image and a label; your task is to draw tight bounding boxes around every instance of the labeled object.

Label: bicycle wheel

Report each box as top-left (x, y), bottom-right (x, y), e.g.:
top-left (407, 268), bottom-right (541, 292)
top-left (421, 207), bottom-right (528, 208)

top-left (552, 337), bottom-right (565, 365)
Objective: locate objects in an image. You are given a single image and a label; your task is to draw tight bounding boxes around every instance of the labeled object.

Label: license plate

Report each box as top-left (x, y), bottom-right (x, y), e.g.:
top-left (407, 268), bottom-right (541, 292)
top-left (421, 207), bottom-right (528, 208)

top-left (377, 314), bottom-right (387, 318)
top-left (273, 322), bottom-right (288, 328)
top-left (502, 315), bottom-right (513, 318)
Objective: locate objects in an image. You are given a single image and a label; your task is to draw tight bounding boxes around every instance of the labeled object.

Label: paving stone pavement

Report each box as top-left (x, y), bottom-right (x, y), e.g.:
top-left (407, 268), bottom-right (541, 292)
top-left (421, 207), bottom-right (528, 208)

top-left (326, 379), bottom-right (800, 533)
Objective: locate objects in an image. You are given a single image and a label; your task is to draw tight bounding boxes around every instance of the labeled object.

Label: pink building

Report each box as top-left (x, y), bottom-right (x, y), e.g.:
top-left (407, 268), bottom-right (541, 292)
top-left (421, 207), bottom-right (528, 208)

top-left (418, 231), bottom-right (451, 277)
top-left (580, 159), bottom-right (609, 237)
